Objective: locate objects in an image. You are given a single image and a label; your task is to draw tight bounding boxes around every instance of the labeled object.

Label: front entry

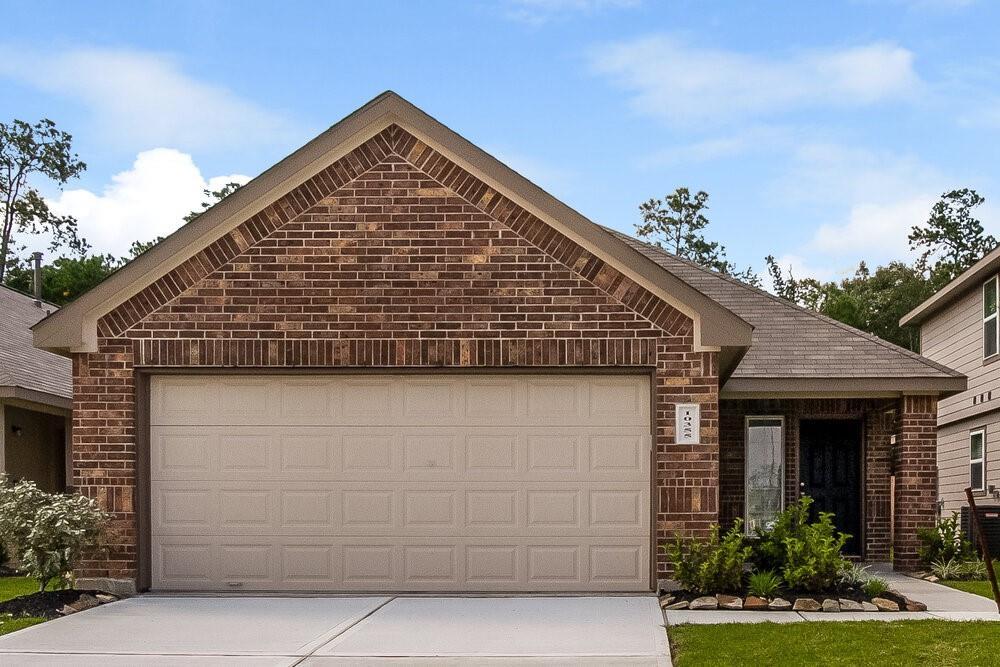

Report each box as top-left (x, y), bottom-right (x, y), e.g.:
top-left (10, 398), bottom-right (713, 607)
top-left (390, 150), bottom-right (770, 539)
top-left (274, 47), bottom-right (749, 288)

top-left (799, 419), bottom-right (862, 555)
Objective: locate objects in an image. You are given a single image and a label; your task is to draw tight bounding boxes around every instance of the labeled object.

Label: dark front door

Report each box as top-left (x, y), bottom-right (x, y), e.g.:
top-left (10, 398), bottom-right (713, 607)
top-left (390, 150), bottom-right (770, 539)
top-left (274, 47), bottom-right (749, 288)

top-left (799, 419), bottom-right (862, 555)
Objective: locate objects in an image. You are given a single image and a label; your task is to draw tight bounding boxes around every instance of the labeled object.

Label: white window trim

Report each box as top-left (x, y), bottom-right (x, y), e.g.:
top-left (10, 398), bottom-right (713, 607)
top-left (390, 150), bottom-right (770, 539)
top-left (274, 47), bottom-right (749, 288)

top-left (745, 415), bottom-right (785, 535)
top-left (971, 428), bottom-right (986, 492)
top-left (984, 277), bottom-right (998, 360)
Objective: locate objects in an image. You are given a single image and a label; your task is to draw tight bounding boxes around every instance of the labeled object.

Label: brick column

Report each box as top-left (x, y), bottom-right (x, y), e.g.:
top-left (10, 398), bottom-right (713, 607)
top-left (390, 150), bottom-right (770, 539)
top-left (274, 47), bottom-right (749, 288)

top-left (893, 395), bottom-right (938, 571)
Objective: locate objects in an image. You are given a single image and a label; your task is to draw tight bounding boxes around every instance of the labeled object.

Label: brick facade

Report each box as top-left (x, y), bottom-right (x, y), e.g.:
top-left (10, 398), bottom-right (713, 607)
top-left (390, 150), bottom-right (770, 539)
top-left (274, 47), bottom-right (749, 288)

top-left (720, 397), bottom-right (937, 566)
top-left (71, 125), bottom-right (719, 584)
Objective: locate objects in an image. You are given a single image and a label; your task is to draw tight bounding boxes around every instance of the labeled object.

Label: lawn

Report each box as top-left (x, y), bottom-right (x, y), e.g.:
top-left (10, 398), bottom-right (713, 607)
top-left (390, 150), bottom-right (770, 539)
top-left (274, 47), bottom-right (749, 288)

top-left (0, 576), bottom-right (44, 637)
top-left (669, 621), bottom-right (1000, 666)
top-left (939, 579), bottom-right (999, 601)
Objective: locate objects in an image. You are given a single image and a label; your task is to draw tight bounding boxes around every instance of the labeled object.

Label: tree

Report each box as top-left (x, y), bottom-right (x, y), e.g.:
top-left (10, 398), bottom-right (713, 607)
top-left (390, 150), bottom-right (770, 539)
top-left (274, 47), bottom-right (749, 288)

top-left (909, 188), bottom-right (996, 287)
top-left (183, 181), bottom-right (243, 223)
top-left (4, 253), bottom-right (119, 305)
top-left (637, 187), bottom-right (759, 285)
top-left (0, 119), bottom-right (87, 281)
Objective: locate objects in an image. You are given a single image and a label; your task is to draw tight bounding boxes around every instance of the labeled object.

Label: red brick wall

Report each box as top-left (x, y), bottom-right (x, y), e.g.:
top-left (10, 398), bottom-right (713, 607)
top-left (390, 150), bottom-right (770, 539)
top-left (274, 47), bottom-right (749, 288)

top-left (894, 395), bottom-right (938, 570)
top-left (719, 398), bottom-right (896, 561)
top-left (71, 125), bottom-right (720, 584)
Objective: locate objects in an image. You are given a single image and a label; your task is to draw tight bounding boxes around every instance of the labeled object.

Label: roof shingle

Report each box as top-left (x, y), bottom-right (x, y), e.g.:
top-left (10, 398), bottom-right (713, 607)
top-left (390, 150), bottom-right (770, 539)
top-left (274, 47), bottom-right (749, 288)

top-left (0, 286), bottom-right (71, 403)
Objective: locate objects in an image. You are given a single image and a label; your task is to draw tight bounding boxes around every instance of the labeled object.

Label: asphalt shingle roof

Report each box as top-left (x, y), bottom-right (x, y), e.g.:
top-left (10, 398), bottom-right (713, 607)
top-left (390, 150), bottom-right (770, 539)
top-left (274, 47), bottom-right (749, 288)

top-left (0, 286), bottom-right (71, 402)
top-left (608, 229), bottom-right (963, 381)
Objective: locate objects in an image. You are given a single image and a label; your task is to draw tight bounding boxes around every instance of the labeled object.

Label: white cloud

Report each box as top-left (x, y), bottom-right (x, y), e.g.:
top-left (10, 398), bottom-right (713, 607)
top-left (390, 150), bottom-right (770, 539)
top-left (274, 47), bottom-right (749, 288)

top-left (764, 253), bottom-right (839, 287)
top-left (810, 196), bottom-right (936, 257)
top-left (504, 0), bottom-right (639, 24)
top-left (638, 125), bottom-right (795, 167)
top-left (44, 149), bottom-right (250, 257)
top-left (591, 36), bottom-right (921, 126)
top-left (0, 46), bottom-right (295, 152)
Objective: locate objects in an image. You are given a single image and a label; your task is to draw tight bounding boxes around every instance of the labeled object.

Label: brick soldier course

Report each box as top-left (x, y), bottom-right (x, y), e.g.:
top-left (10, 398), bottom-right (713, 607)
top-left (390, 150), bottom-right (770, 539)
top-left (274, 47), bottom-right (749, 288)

top-left (38, 93), bottom-right (962, 590)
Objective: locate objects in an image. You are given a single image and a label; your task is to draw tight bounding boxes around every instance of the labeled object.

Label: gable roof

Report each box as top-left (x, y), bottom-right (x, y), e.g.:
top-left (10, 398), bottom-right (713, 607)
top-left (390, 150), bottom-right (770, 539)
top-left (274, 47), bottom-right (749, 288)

top-left (0, 286), bottom-right (71, 409)
top-left (33, 91), bottom-right (752, 355)
top-left (901, 245), bottom-right (1000, 327)
top-left (610, 230), bottom-right (966, 396)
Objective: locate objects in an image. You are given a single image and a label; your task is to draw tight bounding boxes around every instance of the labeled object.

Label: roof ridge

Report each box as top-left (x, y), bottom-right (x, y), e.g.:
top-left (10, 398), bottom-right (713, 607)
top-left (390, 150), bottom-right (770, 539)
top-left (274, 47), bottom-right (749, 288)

top-left (604, 226), bottom-right (964, 379)
top-left (0, 283), bottom-right (61, 310)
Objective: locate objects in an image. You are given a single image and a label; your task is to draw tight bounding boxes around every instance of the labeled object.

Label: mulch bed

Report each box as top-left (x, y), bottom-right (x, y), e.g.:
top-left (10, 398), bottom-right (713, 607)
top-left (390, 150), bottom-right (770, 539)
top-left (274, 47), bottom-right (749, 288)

top-left (0, 589), bottom-right (110, 620)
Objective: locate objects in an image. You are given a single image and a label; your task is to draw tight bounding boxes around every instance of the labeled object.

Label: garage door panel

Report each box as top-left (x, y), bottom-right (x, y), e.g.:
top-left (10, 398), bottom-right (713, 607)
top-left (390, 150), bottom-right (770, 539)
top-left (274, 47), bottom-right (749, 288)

top-left (150, 374), bottom-right (650, 591)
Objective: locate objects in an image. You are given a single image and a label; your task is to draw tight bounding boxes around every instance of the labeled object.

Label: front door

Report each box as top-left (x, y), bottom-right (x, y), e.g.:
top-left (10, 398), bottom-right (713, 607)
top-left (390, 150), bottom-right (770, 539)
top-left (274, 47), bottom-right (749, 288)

top-left (799, 419), bottom-right (862, 555)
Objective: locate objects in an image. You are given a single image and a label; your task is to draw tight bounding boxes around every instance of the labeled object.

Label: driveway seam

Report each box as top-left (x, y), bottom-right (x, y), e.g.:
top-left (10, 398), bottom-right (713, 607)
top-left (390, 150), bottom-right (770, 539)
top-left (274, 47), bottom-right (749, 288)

top-left (290, 596), bottom-right (397, 665)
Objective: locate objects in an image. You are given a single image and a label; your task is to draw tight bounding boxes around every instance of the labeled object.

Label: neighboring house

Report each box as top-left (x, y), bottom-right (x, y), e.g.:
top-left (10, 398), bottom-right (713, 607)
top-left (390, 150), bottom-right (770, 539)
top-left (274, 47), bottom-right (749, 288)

top-left (0, 285), bottom-right (71, 492)
top-left (902, 249), bottom-right (1000, 516)
top-left (34, 93), bottom-right (964, 595)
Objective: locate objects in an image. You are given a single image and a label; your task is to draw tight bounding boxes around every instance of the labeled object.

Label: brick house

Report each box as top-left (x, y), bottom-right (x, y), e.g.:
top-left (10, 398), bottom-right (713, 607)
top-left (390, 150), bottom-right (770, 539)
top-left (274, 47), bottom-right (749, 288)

top-left (33, 93), bottom-right (964, 594)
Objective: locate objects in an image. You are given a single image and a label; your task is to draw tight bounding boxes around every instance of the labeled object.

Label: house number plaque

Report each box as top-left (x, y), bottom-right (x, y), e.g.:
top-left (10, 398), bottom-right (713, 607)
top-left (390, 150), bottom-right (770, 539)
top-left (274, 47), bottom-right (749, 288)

top-left (675, 403), bottom-right (701, 444)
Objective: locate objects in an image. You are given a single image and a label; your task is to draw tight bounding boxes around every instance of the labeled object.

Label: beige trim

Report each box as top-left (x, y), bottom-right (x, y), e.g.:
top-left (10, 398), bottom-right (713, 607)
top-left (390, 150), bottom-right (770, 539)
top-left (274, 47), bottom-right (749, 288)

top-left (722, 375), bottom-right (967, 397)
top-left (0, 387), bottom-right (72, 412)
top-left (901, 245), bottom-right (1000, 327)
top-left (32, 92), bottom-right (751, 355)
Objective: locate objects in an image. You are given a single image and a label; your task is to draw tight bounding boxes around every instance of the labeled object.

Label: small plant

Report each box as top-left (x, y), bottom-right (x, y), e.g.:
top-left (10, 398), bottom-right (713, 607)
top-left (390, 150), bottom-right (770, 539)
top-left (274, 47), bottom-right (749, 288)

top-left (664, 520), bottom-right (752, 595)
top-left (837, 561), bottom-right (871, 588)
top-left (0, 476), bottom-right (108, 591)
top-left (862, 576), bottom-right (889, 598)
top-left (747, 570), bottom-right (783, 598)
top-left (917, 513), bottom-right (973, 566)
top-left (958, 559), bottom-right (988, 581)
top-left (930, 557), bottom-right (964, 580)
top-left (781, 509), bottom-right (850, 592)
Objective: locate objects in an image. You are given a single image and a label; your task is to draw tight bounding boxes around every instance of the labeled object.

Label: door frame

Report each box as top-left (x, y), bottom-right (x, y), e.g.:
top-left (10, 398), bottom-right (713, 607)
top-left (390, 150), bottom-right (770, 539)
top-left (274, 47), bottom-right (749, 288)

top-left (134, 366), bottom-right (657, 593)
top-left (796, 416), bottom-right (866, 558)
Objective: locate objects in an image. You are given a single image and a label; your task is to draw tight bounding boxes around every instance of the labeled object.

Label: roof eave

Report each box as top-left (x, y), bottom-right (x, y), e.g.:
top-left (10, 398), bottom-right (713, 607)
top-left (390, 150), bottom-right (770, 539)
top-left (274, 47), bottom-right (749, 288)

top-left (0, 386), bottom-right (73, 411)
top-left (721, 375), bottom-right (967, 398)
top-left (901, 246), bottom-right (1000, 327)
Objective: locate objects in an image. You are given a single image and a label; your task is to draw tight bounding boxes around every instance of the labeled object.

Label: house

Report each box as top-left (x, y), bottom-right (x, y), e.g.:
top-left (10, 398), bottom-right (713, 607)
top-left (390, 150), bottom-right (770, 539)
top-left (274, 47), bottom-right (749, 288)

top-left (33, 92), bottom-right (964, 594)
top-left (902, 249), bottom-right (1000, 516)
top-left (1, 285), bottom-right (71, 493)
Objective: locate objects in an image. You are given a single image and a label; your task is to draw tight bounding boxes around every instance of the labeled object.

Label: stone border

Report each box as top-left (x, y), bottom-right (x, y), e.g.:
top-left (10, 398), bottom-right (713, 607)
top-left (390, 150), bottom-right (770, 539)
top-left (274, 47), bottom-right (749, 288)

top-left (659, 593), bottom-right (926, 613)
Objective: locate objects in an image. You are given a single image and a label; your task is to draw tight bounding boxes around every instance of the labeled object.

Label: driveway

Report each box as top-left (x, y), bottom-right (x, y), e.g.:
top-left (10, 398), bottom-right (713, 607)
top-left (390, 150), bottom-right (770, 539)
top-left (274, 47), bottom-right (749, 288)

top-left (0, 595), bottom-right (670, 665)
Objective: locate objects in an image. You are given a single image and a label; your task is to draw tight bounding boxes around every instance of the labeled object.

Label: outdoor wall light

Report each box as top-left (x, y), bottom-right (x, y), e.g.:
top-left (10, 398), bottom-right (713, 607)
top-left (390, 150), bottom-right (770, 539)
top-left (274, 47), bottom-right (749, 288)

top-left (10, 424), bottom-right (23, 437)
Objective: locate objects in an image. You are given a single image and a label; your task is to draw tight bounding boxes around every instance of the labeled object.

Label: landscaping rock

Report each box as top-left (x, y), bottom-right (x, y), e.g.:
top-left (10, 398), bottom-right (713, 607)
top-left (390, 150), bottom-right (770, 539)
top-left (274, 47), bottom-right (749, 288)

top-left (744, 595), bottom-right (769, 610)
top-left (926, 575), bottom-right (940, 583)
top-left (872, 597), bottom-right (899, 612)
top-left (95, 594), bottom-right (116, 604)
top-left (768, 597), bottom-right (792, 611)
top-left (659, 596), bottom-right (675, 609)
top-left (68, 594), bottom-right (100, 612)
top-left (905, 599), bottom-right (927, 612)
top-left (839, 599), bottom-right (864, 612)
top-left (690, 596), bottom-right (719, 610)
top-left (861, 601), bottom-right (879, 612)
top-left (57, 605), bottom-right (77, 616)
top-left (717, 594), bottom-right (742, 610)
top-left (664, 601), bottom-right (689, 610)
top-left (792, 598), bottom-right (822, 611)
top-left (822, 599), bottom-right (840, 612)
top-left (75, 577), bottom-right (136, 598)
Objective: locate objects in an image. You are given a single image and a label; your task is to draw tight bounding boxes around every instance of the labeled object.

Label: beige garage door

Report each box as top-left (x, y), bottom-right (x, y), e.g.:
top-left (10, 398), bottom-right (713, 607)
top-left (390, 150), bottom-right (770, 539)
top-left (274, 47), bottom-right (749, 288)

top-left (150, 374), bottom-right (651, 592)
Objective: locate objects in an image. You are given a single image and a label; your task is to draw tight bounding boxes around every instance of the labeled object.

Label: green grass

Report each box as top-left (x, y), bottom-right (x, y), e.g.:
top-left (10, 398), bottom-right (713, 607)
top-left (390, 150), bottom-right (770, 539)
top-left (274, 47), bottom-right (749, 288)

top-left (0, 576), bottom-right (36, 603)
top-left (939, 579), bottom-right (999, 600)
top-left (0, 616), bottom-right (44, 636)
top-left (669, 621), bottom-right (1000, 666)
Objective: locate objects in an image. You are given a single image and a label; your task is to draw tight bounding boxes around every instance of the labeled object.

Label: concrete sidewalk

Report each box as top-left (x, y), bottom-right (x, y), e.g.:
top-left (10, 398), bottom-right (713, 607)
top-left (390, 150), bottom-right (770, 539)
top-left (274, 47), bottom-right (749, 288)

top-left (666, 564), bottom-right (1000, 626)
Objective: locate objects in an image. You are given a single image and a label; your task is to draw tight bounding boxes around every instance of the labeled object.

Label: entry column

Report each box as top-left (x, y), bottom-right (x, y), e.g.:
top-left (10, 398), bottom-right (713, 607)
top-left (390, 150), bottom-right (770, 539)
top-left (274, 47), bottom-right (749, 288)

top-left (893, 395), bottom-right (938, 571)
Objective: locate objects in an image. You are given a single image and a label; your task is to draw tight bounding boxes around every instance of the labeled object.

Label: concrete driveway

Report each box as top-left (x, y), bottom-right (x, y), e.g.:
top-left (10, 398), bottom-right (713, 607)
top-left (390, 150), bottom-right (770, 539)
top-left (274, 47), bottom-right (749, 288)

top-left (0, 595), bottom-right (670, 665)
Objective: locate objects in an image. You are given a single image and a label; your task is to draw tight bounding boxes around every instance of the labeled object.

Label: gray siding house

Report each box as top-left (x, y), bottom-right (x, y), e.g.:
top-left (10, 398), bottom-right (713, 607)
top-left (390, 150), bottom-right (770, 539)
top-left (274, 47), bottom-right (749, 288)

top-left (903, 249), bottom-right (1000, 514)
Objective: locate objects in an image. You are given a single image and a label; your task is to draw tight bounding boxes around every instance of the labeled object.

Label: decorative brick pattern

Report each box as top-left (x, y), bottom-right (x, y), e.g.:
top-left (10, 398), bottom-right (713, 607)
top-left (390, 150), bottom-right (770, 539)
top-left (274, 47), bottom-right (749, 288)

top-left (71, 126), bottom-right (720, 583)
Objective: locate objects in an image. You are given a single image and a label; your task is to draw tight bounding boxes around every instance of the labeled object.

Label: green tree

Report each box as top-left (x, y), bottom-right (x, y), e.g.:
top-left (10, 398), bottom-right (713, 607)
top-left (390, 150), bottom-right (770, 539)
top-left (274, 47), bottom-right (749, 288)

top-left (4, 254), bottom-right (118, 305)
top-left (0, 119), bottom-right (87, 281)
top-left (909, 188), bottom-right (996, 287)
top-left (637, 187), bottom-right (759, 285)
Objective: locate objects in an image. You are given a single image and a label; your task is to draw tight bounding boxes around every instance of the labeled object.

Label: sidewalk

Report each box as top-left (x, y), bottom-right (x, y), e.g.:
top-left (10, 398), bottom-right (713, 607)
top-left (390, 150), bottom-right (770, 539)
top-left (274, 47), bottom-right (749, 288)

top-left (665, 563), bottom-right (1000, 625)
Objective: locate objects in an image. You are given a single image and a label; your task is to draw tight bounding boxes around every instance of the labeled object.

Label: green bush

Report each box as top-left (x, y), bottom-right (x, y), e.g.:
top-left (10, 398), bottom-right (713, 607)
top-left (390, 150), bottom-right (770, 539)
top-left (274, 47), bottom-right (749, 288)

top-left (917, 513), bottom-right (973, 566)
top-left (837, 561), bottom-right (871, 588)
top-left (0, 476), bottom-right (108, 591)
top-left (930, 557), bottom-right (964, 580)
top-left (664, 520), bottom-right (752, 595)
top-left (751, 497), bottom-right (813, 573)
top-left (781, 509), bottom-right (849, 592)
top-left (862, 576), bottom-right (889, 598)
top-left (747, 570), bottom-right (782, 598)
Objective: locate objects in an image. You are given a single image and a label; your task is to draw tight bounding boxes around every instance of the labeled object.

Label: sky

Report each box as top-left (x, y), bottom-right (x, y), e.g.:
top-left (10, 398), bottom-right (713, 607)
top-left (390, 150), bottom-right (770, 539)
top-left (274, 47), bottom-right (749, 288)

top-left (2, 0), bottom-right (998, 284)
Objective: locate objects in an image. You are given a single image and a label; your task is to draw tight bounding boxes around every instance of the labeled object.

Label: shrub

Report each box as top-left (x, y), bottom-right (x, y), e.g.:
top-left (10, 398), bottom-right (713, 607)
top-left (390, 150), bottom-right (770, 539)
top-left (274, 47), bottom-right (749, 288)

top-left (862, 576), bottom-right (890, 598)
top-left (930, 557), bottom-right (964, 580)
top-left (747, 570), bottom-right (782, 598)
top-left (0, 476), bottom-right (108, 591)
top-left (917, 513), bottom-right (973, 566)
top-left (664, 520), bottom-right (752, 595)
top-left (837, 561), bottom-right (872, 588)
top-left (781, 510), bottom-right (850, 592)
top-left (959, 559), bottom-right (988, 581)
top-left (751, 497), bottom-right (813, 572)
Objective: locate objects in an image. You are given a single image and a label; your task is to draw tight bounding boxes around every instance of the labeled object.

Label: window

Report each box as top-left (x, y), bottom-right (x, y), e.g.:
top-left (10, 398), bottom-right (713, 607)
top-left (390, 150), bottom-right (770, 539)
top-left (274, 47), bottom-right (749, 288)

top-left (984, 277), bottom-right (998, 359)
top-left (745, 417), bottom-right (784, 534)
top-left (971, 429), bottom-right (985, 492)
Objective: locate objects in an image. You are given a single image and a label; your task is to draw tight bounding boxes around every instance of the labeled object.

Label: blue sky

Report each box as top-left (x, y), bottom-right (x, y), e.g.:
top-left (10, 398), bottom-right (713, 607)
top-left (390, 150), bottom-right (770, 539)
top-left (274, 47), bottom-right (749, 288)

top-left (2, 0), bottom-right (998, 283)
